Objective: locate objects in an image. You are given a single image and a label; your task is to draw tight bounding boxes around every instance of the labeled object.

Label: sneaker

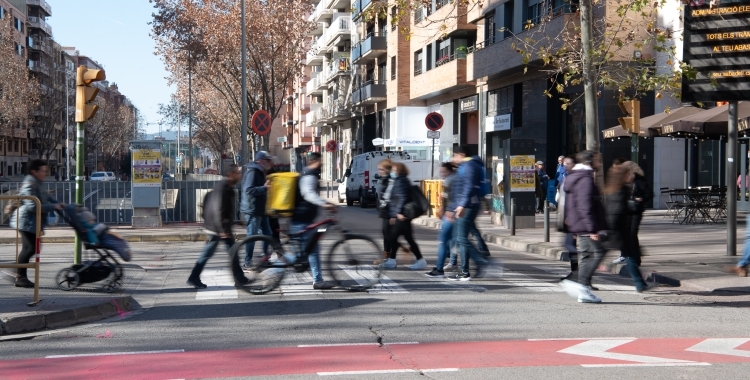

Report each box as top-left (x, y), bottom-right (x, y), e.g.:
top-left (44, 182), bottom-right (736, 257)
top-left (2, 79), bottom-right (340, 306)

top-left (374, 251), bottom-right (389, 265)
top-left (187, 278), bottom-right (207, 289)
top-left (560, 279), bottom-right (584, 299)
top-left (577, 288), bottom-right (602, 303)
top-left (234, 277), bottom-right (251, 287)
top-left (612, 256), bottom-right (626, 264)
top-left (424, 268), bottom-right (445, 278)
top-left (725, 265), bottom-right (749, 277)
top-left (14, 277), bottom-right (34, 288)
top-left (242, 265), bottom-right (254, 273)
top-left (480, 250), bottom-right (491, 258)
top-left (383, 258), bottom-right (397, 269)
top-left (588, 285), bottom-right (599, 291)
top-left (448, 272), bottom-right (471, 281)
top-left (444, 262), bottom-right (456, 271)
top-left (409, 258), bottom-right (427, 270)
top-left (474, 263), bottom-right (488, 279)
top-left (313, 281), bottom-right (335, 290)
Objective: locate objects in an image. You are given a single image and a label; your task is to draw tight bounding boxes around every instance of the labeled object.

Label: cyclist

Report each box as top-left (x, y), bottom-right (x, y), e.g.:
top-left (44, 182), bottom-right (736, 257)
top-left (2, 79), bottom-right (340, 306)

top-left (291, 152), bottom-right (336, 290)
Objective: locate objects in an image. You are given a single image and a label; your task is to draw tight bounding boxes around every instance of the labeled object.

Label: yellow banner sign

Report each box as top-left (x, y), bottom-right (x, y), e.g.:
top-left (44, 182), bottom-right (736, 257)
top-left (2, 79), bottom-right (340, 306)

top-left (132, 149), bottom-right (162, 187)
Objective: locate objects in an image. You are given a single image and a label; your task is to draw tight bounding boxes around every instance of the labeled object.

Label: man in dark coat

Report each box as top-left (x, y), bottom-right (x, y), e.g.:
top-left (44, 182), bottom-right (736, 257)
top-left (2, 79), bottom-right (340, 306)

top-left (187, 164), bottom-right (248, 289)
top-left (240, 151), bottom-right (274, 270)
top-left (560, 151), bottom-right (608, 303)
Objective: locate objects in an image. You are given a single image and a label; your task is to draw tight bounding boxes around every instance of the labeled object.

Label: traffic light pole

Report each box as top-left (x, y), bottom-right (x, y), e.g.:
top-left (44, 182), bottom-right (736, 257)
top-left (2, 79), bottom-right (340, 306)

top-left (74, 121), bottom-right (85, 264)
top-left (631, 133), bottom-right (638, 164)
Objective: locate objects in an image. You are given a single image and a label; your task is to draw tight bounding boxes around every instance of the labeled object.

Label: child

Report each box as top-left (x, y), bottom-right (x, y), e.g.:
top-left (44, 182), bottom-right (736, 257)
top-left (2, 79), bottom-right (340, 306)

top-left (78, 209), bottom-right (132, 262)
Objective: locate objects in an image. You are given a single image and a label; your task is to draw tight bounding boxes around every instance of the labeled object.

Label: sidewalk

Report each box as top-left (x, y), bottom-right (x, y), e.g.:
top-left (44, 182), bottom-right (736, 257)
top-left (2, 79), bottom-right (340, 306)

top-left (414, 210), bottom-right (750, 293)
top-left (0, 224), bottom-right (249, 244)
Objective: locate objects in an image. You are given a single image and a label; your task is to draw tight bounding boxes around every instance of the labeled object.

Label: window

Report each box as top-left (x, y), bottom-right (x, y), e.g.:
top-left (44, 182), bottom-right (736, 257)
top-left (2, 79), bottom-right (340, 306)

top-left (391, 56), bottom-right (396, 79)
top-left (14, 16), bottom-right (22, 32)
top-left (15, 43), bottom-right (22, 56)
top-left (414, 6), bottom-right (424, 24)
top-left (436, 0), bottom-right (451, 10)
top-left (485, 11), bottom-right (496, 45)
top-left (438, 39), bottom-right (451, 61)
top-left (378, 62), bottom-right (387, 83)
top-left (504, 1), bottom-right (514, 37)
top-left (488, 86), bottom-right (514, 115)
top-left (391, 7), bottom-right (398, 31)
top-left (526, 0), bottom-right (545, 26)
top-left (414, 50), bottom-right (423, 75)
top-left (0, 7), bottom-right (5, 20)
top-left (14, 140), bottom-right (19, 152)
top-left (426, 44), bottom-right (433, 71)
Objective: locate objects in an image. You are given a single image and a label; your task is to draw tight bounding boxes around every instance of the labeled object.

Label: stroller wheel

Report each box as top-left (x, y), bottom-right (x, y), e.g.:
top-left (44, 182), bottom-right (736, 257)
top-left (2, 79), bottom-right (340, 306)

top-left (56, 268), bottom-right (80, 291)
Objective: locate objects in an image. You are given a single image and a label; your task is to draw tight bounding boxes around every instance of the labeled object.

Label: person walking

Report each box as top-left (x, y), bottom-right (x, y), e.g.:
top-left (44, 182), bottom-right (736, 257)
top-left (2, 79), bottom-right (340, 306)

top-left (446, 146), bottom-right (489, 281)
top-left (187, 165), bottom-right (249, 289)
top-left (384, 162), bottom-right (425, 270)
top-left (726, 215), bottom-right (750, 277)
top-left (536, 161), bottom-right (550, 213)
top-left (425, 162), bottom-right (457, 277)
top-left (240, 151), bottom-right (275, 271)
top-left (560, 151), bottom-right (607, 303)
top-left (613, 161), bottom-right (652, 265)
top-left (375, 159), bottom-right (411, 264)
top-left (9, 160), bottom-right (64, 288)
top-left (291, 153), bottom-right (337, 289)
top-left (557, 155), bottom-right (578, 281)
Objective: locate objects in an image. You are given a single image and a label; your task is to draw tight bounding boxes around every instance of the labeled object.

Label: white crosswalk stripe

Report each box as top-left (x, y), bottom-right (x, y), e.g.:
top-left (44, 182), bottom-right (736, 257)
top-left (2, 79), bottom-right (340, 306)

top-left (532, 265), bottom-right (639, 293)
top-left (195, 269), bottom-right (238, 300)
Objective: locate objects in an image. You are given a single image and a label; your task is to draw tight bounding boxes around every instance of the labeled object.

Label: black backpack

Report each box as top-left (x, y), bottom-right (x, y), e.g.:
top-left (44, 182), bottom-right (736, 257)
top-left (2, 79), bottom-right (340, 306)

top-left (403, 185), bottom-right (429, 220)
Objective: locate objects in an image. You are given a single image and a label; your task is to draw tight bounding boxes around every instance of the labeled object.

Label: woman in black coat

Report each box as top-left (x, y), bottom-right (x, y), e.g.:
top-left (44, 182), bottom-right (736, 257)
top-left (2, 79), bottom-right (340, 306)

top-left (604, 164), bottom-right (648, 292)
top-left (385, 162), bottom-right (424, 270)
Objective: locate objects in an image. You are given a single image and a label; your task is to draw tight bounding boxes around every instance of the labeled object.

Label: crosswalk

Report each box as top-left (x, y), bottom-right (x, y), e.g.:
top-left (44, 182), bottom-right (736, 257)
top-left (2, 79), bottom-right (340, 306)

top-left (192, 264), bottom-right (641, 301)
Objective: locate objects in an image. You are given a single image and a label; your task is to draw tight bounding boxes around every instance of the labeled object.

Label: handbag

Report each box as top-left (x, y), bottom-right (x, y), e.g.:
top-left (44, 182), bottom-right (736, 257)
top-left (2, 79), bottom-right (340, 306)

top-left (403, 185), bottom-right (429, 220)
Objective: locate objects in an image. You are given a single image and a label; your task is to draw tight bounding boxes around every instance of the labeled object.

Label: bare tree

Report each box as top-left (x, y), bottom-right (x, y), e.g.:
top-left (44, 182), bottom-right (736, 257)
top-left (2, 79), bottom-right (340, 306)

top-left (0, 15), bottom-right (39, 135)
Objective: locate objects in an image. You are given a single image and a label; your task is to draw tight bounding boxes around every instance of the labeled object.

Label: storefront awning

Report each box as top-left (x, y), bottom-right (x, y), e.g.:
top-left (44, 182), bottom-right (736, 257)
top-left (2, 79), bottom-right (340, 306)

top-left (652, 102), bottom-right (750, 138)
top-left (603, 106), bottom-right (703, 140)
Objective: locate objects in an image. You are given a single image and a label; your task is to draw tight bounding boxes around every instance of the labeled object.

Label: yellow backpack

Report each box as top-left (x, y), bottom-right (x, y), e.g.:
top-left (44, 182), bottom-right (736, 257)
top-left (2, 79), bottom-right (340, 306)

top-left (265, 172), bottom-right (299, 217)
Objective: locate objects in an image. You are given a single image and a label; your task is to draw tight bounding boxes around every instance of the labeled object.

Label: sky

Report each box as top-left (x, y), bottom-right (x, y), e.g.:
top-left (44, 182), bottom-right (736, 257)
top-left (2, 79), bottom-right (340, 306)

top-left (49, 0), bottom-right (172, 135)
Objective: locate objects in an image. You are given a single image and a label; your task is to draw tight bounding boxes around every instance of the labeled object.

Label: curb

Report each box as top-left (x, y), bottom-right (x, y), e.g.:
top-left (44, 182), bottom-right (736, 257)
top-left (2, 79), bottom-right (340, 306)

top-left (0, 233), bottom-right (250, 245)
top-left (0, 295), bottom-right (133, 336)
top-left (413, 217), bottom-right (681, 286)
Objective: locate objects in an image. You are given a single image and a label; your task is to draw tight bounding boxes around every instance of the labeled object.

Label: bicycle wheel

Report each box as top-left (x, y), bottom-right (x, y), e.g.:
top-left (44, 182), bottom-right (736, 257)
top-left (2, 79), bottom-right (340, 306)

top-left (229, 235), bottom-right (287, 295)
top-left (326, 234), bottom-right (383, 291)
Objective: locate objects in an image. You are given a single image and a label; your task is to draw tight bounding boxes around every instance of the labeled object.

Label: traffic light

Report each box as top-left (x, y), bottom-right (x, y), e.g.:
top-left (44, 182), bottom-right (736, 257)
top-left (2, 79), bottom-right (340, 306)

top-left (75, 65), bottom-right (106, 122)
top-left (618, 99), bottom-right (640, 134)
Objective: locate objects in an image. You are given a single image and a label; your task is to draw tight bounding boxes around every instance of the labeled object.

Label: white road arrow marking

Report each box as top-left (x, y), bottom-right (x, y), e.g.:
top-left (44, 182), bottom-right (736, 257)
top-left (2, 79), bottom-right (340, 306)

top-left (559, 339), bottom-right (697, 366)
top-left (686, 338), bottom-right (750, 358)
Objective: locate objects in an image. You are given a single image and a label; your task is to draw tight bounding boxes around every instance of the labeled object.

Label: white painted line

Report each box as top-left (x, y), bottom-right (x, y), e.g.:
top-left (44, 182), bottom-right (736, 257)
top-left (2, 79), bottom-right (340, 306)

top-left (195, 269), bottom-right (238, 300)
top-left (532, 265), bottom-right (638, 293)
top-left (318, 368), bottom-right (458, 376)
top-left (686, 338), bottom-right (750, 358)
top-left (528, 337), bottom-right (638, 341)
top-left (559, 339), bottom-right (695, 364)
top-left (387, 342), bottom-right (420, 345)
top-left (280, 272), bottom-right (323, 296)
top-left (355, 267), bottom-right (407, 294)
top-left (46, 349), bottom-right (185, 359)
top-left (299, 343), bottom-right (379, 348)
top-left (582, 362), bottom-right (711, 368)
top-left (500, 270), bottom-right (563, 292)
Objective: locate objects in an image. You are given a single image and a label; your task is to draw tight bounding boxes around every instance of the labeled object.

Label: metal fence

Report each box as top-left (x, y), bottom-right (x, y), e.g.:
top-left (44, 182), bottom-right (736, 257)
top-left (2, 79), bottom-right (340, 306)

top-left (0, 180), bottom-right (242, 226)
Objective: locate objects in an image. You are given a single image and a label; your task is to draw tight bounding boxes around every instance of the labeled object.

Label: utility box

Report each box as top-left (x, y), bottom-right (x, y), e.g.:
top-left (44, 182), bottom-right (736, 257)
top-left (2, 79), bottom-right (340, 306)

top-left (502, 139), bottom-right (536, 229)
top-left (130, 140), bottom-right (163, 227)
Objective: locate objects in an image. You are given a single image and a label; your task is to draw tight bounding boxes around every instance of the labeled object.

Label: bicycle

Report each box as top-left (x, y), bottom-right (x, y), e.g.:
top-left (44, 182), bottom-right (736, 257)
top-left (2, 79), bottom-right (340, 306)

top-left (228, 217), bottom-right (384, 294)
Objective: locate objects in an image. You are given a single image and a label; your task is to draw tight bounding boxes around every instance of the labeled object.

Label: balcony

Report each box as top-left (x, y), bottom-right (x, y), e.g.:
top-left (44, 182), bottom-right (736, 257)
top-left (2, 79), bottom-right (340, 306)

top-left (352, 33), bottom-right (386, 64)
top-left (310, 22), bottom-right (325, 36)
top-left (305, 37), bottom-right (325, 66)
top-left (328, 0), bottom-right (351, 9)
top-left (324, 59), bottom-right (351, 83)
top-left (308, 0), bottom-right (333, 23)
top-left (27, 0), bottom-right (52, 16)
top-left (27, 36), bottom-right (51, 54)
top-left (305, 72), bottom-right (324, 96)
top-left (324, 99), bottom-right (351, 121)
top-left (27, 60), bottom-right (49, 75)
top-left (27, 17), bottom-right (52, 36)
top-left (411, 55), bottom-right (474, 100)
top-left (352, 80), bottom-right (386, 105)
top-left (324, 16), bottom-right (351, 47)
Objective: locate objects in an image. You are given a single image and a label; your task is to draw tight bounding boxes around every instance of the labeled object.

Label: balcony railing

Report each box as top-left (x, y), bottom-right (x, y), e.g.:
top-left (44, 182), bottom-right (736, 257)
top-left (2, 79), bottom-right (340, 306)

top-left (309, 0), bottom-right (333, 22)
top-left (352, 80), bottom-right (386, 105)
top-left (352, 32), bottom-right (386, 63)
top-left (27, 0), bottom-right (52, 15)
top-left (305, 72), bottom-right (324, 96)
top-left (27, 17), bottom-right (52, 36)
top-left (305, 37), bottom-right (325, 65)
top-left (324, 16), bottom-right (350, 46)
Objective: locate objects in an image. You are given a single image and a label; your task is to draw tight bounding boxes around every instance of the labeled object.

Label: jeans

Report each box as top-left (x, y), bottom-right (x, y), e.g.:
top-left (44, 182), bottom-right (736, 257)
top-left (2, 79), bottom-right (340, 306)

top-left (577, 235), bottom-right (605, 287)
top-left (244, 214), bottom-right (272, 266)
top-left (625, 256), bottom-right (648, 291)
top-left (565, 233), bottom-right (578, 274)
top-left (470, 226), bottom-right (489, 253)
top-left (17, 231), bottom-right (35, 278)
top-left (291, 222), bottom-right (323, 283)
top-left (387, 219), bottom-right (423, 260)
top-left (190, 235), bottom-right (245, 282)
top-left (455, 204), bottom-right (489, 274)
top-left (739, 215), bottom-right (750, 267)
top-left (435, 216), bottom-right (454, 270)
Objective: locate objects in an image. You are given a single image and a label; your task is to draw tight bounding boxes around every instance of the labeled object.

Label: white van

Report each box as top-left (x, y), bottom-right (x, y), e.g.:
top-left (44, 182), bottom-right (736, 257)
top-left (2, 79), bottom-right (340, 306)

top-left (341, 151), bottom-right (440, 207)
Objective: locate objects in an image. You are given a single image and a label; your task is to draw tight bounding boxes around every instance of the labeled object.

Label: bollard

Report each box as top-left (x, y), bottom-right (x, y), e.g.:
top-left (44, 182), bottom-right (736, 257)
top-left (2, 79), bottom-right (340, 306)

top-left (544, 200), bottom-right (550, 243)
top-left (510, 198), bottom-right (516, 236)
top-left (327, 181), bottom-right (331, 199)
top-left (427, 189), bottom-right (432, 218)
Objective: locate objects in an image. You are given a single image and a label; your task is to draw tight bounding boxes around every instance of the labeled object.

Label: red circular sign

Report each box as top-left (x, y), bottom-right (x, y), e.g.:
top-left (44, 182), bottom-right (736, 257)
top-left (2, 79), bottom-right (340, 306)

top-left (251, 110), bottom-right (272, 136)
top-left (325, 140), bottom-right (337, 152)
top-left (425, 112), bottom-right (444, 131)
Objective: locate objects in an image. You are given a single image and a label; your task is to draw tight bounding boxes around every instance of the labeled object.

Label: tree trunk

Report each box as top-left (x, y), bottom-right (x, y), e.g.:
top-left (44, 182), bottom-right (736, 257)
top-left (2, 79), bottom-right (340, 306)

top-left (580, 0), bottom-right (599, 153)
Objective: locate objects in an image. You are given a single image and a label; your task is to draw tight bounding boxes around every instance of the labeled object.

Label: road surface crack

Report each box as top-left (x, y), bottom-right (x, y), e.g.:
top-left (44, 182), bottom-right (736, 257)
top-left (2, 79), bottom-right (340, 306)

top-left (369, 326), bottom-right (435, 378)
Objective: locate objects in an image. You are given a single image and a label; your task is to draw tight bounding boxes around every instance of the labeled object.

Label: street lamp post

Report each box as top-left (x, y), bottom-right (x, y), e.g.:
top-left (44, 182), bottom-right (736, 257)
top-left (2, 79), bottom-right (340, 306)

top-left (241, 0), bottom-right (248, 170)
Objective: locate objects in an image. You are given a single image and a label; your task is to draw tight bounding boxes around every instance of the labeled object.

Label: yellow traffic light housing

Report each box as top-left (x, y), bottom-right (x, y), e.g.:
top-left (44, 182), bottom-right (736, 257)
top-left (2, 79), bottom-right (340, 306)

top-left (618, 99), bottom-right (640, 134)
top-left (75, 65), bottom-right (106, 122)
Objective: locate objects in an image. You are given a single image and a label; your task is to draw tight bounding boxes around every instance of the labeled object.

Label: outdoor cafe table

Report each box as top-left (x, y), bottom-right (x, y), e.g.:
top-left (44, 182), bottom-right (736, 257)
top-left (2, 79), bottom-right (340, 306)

top-left (668, 188), bottom-right (726, 225)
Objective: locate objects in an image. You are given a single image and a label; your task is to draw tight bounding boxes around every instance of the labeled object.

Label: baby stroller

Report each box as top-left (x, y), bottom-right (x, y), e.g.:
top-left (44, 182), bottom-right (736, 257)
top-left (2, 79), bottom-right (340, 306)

top-left (54, 204), bottom-right (124, 292)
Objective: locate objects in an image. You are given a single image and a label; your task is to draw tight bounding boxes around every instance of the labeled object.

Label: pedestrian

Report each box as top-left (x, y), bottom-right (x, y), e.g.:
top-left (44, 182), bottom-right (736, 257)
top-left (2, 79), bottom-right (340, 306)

top-left (726, 215), bottom-right (750, 277)
top-left (446, 146), bottom-right (489, 281)
top-left (375, 159), bottom-right (410, 264)
top-left (613, 161), bottom-right (652, 265)
top-left (551, 155), bottom-right (566, 206)
top-left (603, 164), bottom-right (649, 292)
top-left (560, 151), bottom-right (607, 303)
top-left (291, 152), bottom-right (337, 289)
top-left (10, 159), bottom-right (64, 288)
top-left (384, 162), bottom-right (425, 270)
top-left (187, 164), bottom-right (249, 289)
top-left (536, 161), bottom-right (549, 213)
top-left (240, 151), bottom-right (274, 271)
top-left (425, 162), bottom-right (457, 277)
top-left (557, 155), bottom-right (578, 281)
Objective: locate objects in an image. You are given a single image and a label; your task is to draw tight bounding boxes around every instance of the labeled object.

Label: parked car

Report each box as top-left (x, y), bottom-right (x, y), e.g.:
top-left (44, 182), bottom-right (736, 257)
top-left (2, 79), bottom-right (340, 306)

top-left (337, 178), bottom-right (347, 203)
top-left (89, 171), bottom-right (116, 181)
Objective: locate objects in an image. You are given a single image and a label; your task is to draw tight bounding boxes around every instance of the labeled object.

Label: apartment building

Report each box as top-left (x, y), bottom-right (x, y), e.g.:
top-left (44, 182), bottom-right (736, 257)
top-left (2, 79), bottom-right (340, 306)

top-left (0, 0), bottom-right (31, 176)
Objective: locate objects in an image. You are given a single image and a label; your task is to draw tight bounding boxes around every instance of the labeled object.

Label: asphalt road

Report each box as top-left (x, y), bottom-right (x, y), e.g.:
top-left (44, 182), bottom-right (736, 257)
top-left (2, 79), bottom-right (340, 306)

top-left (1, 206), bottom-right (750, 379)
